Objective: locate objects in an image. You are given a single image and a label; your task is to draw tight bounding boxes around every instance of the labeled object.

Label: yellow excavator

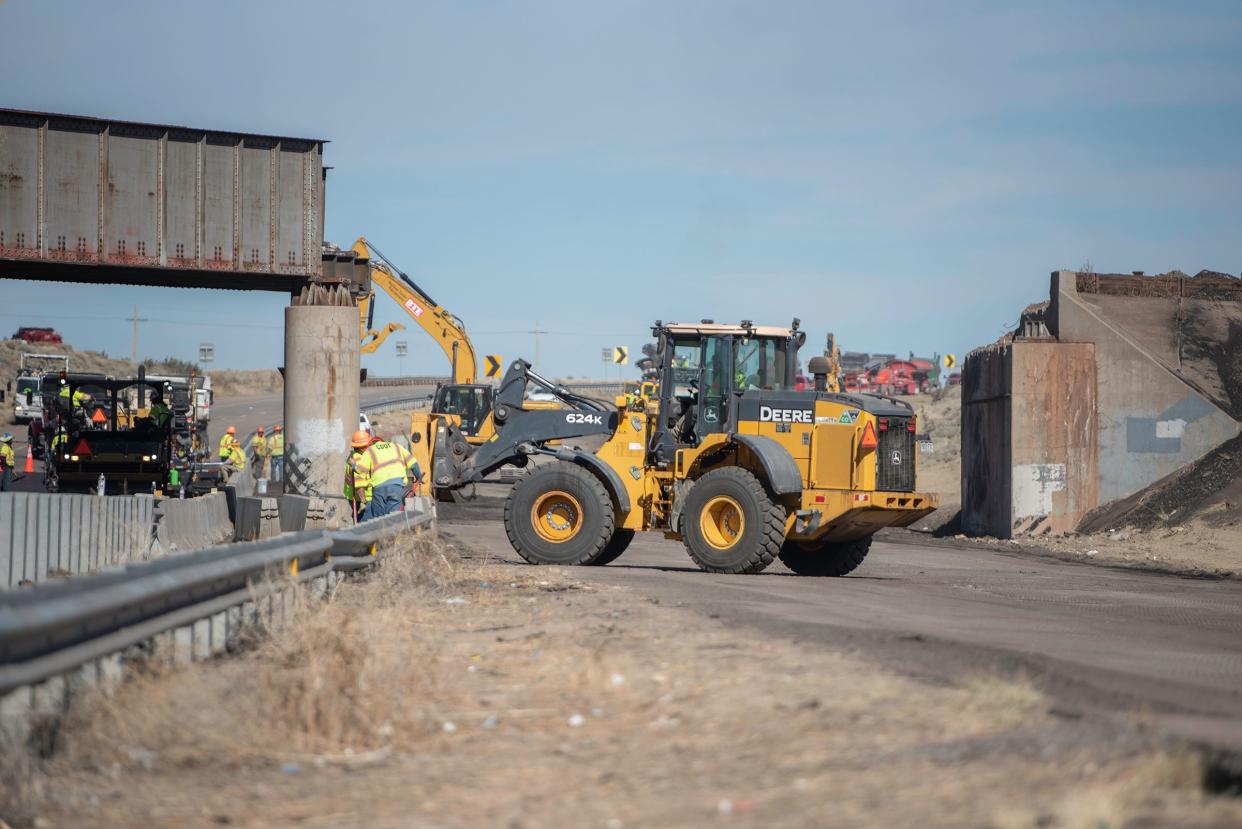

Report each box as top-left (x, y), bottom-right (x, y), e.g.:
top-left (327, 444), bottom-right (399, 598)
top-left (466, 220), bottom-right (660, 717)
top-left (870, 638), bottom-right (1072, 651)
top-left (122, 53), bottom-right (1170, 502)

top-left (353, 237), bottom-right (500, 443)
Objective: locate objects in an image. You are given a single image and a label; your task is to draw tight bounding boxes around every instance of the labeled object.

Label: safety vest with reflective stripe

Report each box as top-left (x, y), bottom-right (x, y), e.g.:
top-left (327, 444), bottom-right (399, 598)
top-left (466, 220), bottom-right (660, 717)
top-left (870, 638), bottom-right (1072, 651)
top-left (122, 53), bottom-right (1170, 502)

top-left (218, 434), bottom-right (236, 459)
top-left (353, 441), bottom-right (408, 491)
top-left (250, 435), bottom-right (269, 458)
top-left (268, 434), bottom-right (284, 456)
top-left (226, 443), bottom-right (247, 470)
top-left (0, 445), bottom-right (13, 470)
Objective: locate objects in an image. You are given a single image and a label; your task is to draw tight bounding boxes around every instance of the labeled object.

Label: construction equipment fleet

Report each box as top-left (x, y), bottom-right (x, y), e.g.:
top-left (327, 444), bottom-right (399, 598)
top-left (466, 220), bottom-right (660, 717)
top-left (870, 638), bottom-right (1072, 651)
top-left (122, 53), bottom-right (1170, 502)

top-left (417, 319), bottom-right (937, 576)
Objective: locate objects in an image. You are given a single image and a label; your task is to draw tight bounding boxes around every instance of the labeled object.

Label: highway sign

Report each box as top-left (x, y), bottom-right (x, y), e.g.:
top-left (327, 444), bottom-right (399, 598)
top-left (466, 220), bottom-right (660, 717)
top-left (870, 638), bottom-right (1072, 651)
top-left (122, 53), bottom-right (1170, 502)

top-left (198, 343), bottom-right (214, 363)
top-left (601, 348), bottom-right (611, 362)
top-left (485, 354), bottom-right (503, 378)
top-left (943, 354), bottom-right (957, 369)
top-left (614, 346), bottom-right (628, 365)
top-left (395, 341), bottom-right (408, 357)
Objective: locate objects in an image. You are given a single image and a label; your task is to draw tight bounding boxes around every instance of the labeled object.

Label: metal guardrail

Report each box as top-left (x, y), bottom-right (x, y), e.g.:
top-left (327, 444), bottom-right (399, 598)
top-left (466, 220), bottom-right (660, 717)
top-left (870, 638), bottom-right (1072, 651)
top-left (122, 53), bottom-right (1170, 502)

top-left (360, 394), bottom-right (433, 416)
top-left (0, 506), bottom-right (433, 694)
top-left (361, 375), bottom-right (448, 388)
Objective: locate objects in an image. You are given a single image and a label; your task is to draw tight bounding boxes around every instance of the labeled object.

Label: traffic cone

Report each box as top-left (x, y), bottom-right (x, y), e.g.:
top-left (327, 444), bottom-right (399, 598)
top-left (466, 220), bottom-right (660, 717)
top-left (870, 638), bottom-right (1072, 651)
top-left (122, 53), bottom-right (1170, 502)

top-left (24, 444), bottom-right (34, 473)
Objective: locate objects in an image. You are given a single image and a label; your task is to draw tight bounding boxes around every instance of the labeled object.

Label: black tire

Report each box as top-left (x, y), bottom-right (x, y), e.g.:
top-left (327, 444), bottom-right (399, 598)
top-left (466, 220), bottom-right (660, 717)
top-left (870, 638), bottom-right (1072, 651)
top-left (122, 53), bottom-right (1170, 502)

top-left (778, 536), bottom-right (873, 577)
top-left (588, 529), bottom-right (635, 566)
top-left (504, 461), bottom-right (615, 565)
top-left (681, 467), bottom-right (785, 574)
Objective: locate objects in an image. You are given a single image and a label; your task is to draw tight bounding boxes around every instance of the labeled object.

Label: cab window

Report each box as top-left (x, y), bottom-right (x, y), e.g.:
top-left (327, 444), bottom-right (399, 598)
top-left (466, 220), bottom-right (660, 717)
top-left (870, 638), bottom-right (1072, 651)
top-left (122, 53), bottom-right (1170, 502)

top-left (734, 338), bottom-right (788, 391)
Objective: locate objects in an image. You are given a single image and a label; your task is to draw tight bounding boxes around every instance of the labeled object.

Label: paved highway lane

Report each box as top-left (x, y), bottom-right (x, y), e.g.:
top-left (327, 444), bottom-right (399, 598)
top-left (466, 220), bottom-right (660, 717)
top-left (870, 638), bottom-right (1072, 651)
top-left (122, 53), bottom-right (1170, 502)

top-left (442, 484), bottom-right (1242, 753)
top-left (206, 384), bottom-right (435, 449)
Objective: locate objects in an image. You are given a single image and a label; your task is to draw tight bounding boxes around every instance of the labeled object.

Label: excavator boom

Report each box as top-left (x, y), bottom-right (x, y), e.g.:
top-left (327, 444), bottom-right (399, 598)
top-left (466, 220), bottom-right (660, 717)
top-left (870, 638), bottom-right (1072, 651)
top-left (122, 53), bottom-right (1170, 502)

top-left (353, 237), bottom-right (478, 383)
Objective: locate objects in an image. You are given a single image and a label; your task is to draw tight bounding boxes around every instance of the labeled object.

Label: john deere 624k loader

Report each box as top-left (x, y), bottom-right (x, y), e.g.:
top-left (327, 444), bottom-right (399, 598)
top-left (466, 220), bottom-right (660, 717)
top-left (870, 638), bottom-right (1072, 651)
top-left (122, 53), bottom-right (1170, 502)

top-left (419, 319), bottom-right (937, 575)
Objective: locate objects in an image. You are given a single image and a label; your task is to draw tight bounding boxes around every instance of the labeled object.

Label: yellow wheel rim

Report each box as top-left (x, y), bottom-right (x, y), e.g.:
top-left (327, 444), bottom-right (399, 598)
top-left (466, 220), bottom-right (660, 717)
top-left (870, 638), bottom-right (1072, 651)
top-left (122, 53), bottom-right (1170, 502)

top-left (699, 495), bottom-right (745, 550)
top-left (531, 489), bottom-right (583, 544)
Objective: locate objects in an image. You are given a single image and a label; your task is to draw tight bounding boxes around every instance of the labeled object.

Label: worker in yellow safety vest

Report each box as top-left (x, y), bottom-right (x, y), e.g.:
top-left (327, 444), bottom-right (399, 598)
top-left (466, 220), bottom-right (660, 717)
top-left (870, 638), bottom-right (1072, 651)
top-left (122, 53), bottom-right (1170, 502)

top-left (147, 391), bottom-right (172, 430)
top-left (344, 431), bottom-right (411, 521)
top-left (58, 379), bottom-right (91, 410)
top-left (268, 425), bottom-right (285, 483)
top-left (249, 426), bottom-right (270, 478)
top-left (225, 440), bottom-right (248, 482)
top-left (0, 433), bottom-right (14, 492)
top-left (218, 425), bottom-right (238, 461)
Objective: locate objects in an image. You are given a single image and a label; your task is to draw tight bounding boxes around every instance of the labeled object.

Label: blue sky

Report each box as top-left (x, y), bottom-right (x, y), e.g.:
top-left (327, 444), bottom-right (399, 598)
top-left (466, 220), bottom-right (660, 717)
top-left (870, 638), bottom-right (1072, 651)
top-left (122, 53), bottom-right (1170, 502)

top-left (1, 0), bottom-right (1239, 378)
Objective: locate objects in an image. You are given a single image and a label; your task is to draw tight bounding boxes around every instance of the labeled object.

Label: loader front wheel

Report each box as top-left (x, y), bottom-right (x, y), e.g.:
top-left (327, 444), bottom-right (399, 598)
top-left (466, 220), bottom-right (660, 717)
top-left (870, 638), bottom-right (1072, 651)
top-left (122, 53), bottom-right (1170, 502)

top-left (505, 461), bottom-right (615, 565)
top-left (778, 536), bottom-right (873, 577)
top-left (682, 467), bottom-right (785, 574)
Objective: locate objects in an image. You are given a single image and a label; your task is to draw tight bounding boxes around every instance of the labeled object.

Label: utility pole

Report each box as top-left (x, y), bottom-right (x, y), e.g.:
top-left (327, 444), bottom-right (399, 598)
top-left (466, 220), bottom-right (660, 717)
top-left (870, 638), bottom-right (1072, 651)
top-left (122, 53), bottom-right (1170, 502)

top-left (130, 305), bottom-right (148, 369)
top-left (529, 321), bottom-right (548, 372)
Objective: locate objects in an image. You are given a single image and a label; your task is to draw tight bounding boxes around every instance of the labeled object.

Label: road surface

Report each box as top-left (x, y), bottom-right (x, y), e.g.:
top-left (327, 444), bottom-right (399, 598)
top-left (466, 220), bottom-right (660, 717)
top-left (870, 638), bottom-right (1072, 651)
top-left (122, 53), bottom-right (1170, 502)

top-left (442, 484), bottom-right (1242, 753)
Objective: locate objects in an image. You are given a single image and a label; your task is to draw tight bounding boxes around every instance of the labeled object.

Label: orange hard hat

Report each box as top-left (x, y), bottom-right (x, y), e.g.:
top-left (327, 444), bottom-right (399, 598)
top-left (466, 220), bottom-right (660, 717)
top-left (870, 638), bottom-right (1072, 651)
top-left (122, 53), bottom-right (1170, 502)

top-left (350, 430), bottom-right (372, 449)
top-left (274, 425), bottom-right (282, 432)
top-left (257, 426), bottom-right (265, 434)
top-left (226, 426), bottom-right (236, 435)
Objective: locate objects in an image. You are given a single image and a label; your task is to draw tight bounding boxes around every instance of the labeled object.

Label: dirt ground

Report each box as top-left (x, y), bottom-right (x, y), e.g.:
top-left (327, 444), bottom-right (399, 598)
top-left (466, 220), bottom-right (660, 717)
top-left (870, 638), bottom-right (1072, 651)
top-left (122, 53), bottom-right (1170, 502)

top-left (901, 386), bottom-right (962, 532)
top-left (4, 535), bottom-right (1241, 829)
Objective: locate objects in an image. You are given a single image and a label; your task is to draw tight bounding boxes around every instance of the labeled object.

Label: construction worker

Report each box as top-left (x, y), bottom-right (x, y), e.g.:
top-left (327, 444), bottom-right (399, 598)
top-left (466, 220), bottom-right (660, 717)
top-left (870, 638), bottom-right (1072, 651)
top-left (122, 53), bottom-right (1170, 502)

top-left (344, 431), bottom-right (409, 521)
top-left (250, 426), bottom-right (270, 478)
top-left (0, 433), bottom-right (14, 492)
top-left (225, 440), bottom-right (248, 482)
top-left (268, 425), bottom-right (285, 483)
top-left (397, 440), bottom-right (424, 494)
top-left (58, 378), bottom-right (90, 410)
top-left (218, 425), bottom-right (238, 461)
top-left (148, 391), bottom-right (172, 430)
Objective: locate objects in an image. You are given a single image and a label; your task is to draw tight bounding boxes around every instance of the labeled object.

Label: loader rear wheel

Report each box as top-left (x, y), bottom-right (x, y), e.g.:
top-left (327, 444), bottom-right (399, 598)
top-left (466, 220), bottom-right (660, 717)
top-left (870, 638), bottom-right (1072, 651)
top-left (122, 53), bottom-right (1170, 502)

top-left (682, 467), bottom-right (785, 574)
top-left (504, 461), bottom-right (615, 565)
top-left (588, 529), bottom-right (635, 566)
top-left (778, 536), bottom-right (873, 577)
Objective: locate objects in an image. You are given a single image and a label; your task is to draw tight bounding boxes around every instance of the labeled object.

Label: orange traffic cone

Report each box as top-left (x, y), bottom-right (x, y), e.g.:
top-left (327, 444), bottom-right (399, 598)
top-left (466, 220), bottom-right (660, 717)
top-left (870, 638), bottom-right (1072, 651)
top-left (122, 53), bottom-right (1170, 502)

top-left (24, 444), bottom-right (34, 473)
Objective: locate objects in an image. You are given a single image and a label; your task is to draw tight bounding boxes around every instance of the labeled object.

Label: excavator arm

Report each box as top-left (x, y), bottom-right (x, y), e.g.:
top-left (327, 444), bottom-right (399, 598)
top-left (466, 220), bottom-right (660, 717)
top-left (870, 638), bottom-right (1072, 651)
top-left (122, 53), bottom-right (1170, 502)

top-left (352, 237), bottom-right (478, 383)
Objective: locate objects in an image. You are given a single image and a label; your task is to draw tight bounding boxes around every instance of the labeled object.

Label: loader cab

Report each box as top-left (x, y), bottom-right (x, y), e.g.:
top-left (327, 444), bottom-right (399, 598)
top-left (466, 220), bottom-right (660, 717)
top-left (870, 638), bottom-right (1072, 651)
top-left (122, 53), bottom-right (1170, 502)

top-left (649, 320), bottom-right (804, 464)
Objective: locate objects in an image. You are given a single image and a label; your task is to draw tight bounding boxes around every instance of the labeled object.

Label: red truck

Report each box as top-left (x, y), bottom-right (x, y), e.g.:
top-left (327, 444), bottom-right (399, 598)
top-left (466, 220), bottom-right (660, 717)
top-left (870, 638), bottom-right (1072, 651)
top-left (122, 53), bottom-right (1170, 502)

top-left (11, 327), bottom-right (63, 344)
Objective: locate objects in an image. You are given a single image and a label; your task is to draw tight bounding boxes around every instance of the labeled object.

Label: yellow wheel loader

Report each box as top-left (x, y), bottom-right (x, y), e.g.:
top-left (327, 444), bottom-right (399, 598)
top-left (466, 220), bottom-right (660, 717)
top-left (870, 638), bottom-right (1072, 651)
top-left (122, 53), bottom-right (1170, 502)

top-left (427, 319), bottom-right (938, 575)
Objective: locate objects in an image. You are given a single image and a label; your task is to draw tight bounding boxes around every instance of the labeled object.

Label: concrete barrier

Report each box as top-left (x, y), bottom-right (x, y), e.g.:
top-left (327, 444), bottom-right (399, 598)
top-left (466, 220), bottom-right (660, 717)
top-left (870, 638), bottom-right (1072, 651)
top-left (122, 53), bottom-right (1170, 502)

top-left (0, 493), bottom-right (155, 589)
top-left (233, 496), bottom-right (280, 542)
top-left (151, 492), bottom-right (233, 555)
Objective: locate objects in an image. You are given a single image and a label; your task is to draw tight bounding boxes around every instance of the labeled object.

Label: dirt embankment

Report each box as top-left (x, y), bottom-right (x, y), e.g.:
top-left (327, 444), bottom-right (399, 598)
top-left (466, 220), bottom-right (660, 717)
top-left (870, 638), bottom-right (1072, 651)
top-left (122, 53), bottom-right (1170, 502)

top-left (209, 369), bottom-right (283, 398)
top-left (905, 385), bottom-right (963, 531)
top-left (4, 535), bottom-right (1239, 828)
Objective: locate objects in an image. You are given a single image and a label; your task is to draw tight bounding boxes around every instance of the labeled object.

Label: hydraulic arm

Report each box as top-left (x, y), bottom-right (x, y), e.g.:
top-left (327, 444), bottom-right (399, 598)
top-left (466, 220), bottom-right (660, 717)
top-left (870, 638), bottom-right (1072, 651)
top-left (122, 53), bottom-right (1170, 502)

top-left (353, 237), bottom-right (478, 383)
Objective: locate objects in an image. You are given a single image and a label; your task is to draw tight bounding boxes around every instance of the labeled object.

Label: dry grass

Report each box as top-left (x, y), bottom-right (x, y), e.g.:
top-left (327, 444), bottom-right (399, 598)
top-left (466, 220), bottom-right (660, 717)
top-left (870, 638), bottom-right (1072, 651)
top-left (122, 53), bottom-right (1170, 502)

top-left (209, 369), bottom-right (283, 397)
top-left (6, 535), bottom-right (1242, 828)
top-left (992, 751), bottom-right (1211, 829)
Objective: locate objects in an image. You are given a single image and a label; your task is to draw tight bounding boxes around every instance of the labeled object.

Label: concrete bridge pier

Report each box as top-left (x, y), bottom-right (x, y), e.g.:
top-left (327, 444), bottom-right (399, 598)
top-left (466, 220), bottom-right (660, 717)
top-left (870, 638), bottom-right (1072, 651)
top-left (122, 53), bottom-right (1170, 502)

top-left (283, 287), bottom-right (360, 526)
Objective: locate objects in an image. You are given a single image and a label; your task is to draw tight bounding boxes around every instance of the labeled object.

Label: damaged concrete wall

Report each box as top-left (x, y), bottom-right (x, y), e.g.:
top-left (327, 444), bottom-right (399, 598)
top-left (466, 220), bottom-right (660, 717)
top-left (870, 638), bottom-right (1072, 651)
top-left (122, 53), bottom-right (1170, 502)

top-left (961, 345), bottom-right (1011, 537)
top-left (1048, 271), bottom-right (1240, 505)
top-left (962, 340), bottom-right (1097, 537)
top-left (1009, 342), bottom-right (1097, 535)
top-left (964, 269), bottom-right (1241, 538)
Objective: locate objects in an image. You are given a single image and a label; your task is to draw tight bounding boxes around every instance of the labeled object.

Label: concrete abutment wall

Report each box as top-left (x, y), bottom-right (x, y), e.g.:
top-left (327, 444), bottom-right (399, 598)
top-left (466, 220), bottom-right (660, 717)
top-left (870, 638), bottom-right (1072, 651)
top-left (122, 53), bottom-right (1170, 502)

top-left (962, 270), bottom-right (1241, 538)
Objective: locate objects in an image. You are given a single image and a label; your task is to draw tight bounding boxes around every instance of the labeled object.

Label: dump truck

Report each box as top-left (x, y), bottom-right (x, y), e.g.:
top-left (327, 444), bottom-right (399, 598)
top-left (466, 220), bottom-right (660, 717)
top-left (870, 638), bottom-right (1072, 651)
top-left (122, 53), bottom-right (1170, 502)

top-left (418, 319), bottom-right (938, 576)
top-left (13, 353), bottom-right (69, 423)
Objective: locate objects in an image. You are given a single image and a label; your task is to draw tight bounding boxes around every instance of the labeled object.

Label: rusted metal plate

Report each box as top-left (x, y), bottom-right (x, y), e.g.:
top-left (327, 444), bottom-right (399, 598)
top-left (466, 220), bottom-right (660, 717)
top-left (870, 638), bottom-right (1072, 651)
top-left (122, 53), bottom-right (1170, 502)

top-left (1009, 342), bottom-right (1097, 536)
top-left (0, 108), bottom-right (327, 292)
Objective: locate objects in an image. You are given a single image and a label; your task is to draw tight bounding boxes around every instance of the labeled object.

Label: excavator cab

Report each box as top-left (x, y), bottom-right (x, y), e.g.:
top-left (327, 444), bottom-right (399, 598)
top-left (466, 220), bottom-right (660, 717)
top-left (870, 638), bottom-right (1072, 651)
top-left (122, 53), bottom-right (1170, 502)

top-left (432, 383), bottom-right (494, 438)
